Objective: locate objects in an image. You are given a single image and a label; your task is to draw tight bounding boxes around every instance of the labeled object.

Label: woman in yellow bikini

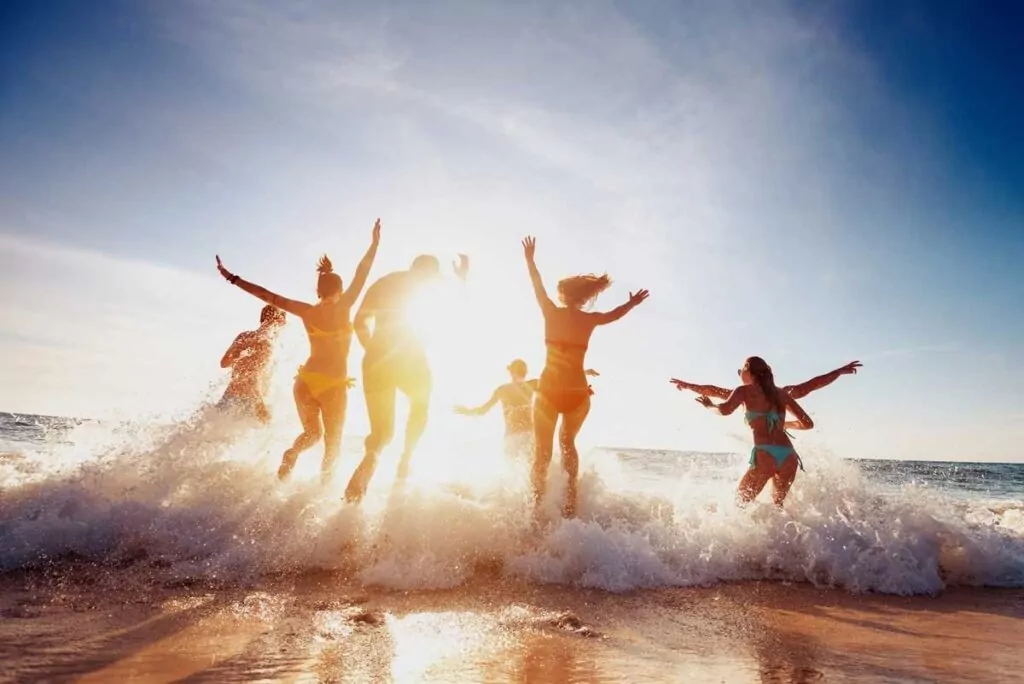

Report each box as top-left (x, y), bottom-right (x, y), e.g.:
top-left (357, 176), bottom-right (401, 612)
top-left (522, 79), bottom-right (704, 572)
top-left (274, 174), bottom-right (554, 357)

top-left (216, 219), bottom-right (380, 483)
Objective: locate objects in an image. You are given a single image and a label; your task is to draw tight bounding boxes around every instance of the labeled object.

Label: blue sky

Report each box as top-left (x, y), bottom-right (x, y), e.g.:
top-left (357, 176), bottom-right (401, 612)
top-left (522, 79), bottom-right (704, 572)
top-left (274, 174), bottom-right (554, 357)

top-left (1, 0), bottom-right (1022, 461)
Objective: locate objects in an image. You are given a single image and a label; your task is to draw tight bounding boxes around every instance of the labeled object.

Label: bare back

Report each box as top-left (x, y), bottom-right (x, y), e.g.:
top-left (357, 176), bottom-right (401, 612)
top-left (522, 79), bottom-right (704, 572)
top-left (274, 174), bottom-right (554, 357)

top-left (540, 307), bottom-right (599, 390)
top-left (358, 271), bottom-right (423, 359)
top-left (300, 293), bottom-right (358, 377)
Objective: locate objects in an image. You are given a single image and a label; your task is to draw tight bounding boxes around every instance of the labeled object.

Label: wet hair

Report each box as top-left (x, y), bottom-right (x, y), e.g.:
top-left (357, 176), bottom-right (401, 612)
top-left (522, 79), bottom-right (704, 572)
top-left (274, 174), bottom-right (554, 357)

top-left (316, 255), bottom-right (343, 299)
top-left (260, 305), bottom-right (286, 327)
top-left (410, 254), bottom-right (440, 275)
top-left (746, 356), bottom-right (784, 413)
top-left (507, 359), bottom-right (528, 378)
top-left (557, 273), bottom-right (611, 309)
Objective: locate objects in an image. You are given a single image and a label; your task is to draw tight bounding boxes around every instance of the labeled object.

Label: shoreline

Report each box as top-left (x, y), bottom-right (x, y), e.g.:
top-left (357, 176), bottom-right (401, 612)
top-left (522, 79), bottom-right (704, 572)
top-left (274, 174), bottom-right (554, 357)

top-left (2, 569), bottom-right (1021, 682)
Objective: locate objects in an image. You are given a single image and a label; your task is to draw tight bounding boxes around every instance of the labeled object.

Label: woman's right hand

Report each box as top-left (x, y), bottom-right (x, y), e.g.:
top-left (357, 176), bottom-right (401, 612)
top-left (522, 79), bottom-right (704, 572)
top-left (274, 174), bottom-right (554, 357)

top-left (837, 360), bottom-right (862, 375)
top-left (629, 289), bottom-right (650, 306)
top-left (522, 236), bottom-right (537, 262)
top-left (371, 218), bottom-right (381, 245)
top-left (670, 378), bottom-right (691, 391)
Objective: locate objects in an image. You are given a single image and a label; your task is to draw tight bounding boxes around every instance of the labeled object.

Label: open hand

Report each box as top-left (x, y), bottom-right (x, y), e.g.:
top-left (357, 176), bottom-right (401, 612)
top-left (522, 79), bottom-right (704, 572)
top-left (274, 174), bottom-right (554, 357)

top-left (371, 218), bottom-right (381, 244)
top-left (585, 368), bottom-right (600, 377)
top-left (453, 405), bottom-right (471, 416)
top-left (347, 377), bottom-right (357, 389)
top-left (522, 236), bottom-right (536, 261)
top-left (629, 289), bottom-right (650, 306)
top-left (215, 255), bottom-right (236, 283)
top-left (453, 253), bottom-right (470, 280)
top-left (670, 378), bottom-right (690, 391)
top-left (695, 395), bottom-right (714, 408)
top-left (838, 361), bottom-right (862, 375)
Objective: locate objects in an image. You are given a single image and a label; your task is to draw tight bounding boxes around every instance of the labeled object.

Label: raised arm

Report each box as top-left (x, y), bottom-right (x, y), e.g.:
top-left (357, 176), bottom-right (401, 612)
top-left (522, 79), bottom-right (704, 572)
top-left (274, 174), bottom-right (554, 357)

top-left (783, 361), bottom-right (861, 399)
top-left (220, 333), bottom-right (250, 368)
top-left (353, 279), bottom-right (381, 351)
top-left (522, 236), bottom-right (555, 311)
top-left (588, 289), bottom-right (649, 326)
top-left (454, 389), bottom-right (500, 417)
top-left (343, 219), bottom-right (381, 305)
top-left (696, 386), bottom-right (746, 416)
top-left (670, 378), bottom-right (731, 400)
top-left (216, 256), bottom-right (311, 317)
top-left (782, 392), bottom-right (814, 430)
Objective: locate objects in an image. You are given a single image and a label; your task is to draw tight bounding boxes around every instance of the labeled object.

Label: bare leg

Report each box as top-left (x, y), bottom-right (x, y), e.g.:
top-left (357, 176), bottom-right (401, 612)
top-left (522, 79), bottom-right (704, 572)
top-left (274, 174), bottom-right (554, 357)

top-left (344, 367), bottom-right (396, 502)
top-left (771, 454), bottom-right (800, 507)
top-left (318, 386), bottom-right (348, 485)
top-left (558, 396), bottom-right (591, 518)
top-left (278, 378), bottom-right (323, 480)
top-left (737, 451), bottom-right (774, 504)
top-left (396, 364), bottom-right (432, 485)
top-left (531, 393), bottom-right (558, 511)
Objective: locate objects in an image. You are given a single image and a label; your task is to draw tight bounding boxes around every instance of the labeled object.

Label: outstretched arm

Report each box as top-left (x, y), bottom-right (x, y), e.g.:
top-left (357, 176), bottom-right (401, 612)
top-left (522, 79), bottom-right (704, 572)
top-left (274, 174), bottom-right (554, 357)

top-left (455, 389), bottom-right (500, 417)
top-left (784, 361), bottom-right (862, 399)
top-left (220, 333), bottom-right (250, 368)
top-left (588, 289), bottom-right (649, 325)
top-left (783, 393), bottom-right (814, 430)
top-left (521, 236), bottom-right (555, 311)
top-left (344, 219), bottom-right (381, 305)
top-left (216, 256), bottom-right (311, 317)
top-left (670, 379), bottom-right (731, 400)
top-left (353, 281), bottom-right (380, 351)
top-left (696, 386), bottom-right (746, 416)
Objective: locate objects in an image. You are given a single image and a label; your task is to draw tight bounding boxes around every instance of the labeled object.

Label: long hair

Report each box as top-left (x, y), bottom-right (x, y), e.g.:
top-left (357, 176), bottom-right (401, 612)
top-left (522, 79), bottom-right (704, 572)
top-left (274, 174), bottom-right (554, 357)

top-left (316, 255), bottom-right (343, 299)
top-left (557, 273), bottom-right (611, 309)
top-left (747, 356), bottom-right (783, 413)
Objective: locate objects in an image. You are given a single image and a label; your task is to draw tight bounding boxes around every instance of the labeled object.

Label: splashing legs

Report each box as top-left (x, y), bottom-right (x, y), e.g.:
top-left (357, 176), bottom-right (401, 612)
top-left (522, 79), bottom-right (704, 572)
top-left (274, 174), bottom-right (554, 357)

top-left (344, 367), bottom-right (396, 502)
top-left (278, 378), bottom-right (322, 481)
top-left (771, 455), bottom-right (799, 506)
top-left (737, 451), bottom-right (774, 504)
top-left (531, 394), bottom-right (558, 513)
top-left (558, 397), bottom-right (591, 518)
top-left (319, 387), bottom-right (348, 484)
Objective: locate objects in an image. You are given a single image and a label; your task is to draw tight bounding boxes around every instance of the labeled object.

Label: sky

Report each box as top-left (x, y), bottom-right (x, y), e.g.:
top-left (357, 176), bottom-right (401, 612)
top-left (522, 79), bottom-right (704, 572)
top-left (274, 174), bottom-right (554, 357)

top-left (1, 0), bottom-right (1022, 461)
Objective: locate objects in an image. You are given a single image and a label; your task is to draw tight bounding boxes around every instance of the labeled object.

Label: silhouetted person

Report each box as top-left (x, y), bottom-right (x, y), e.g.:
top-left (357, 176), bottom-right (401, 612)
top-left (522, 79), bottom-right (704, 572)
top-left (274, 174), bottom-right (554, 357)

top-left (343, 251), bottom-right (470, 502)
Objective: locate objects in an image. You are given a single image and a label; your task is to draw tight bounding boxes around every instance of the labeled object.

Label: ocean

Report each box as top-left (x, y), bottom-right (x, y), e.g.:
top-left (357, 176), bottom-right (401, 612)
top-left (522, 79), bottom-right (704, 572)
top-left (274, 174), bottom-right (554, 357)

top-left (2, 409), bottom-right (1022, 596)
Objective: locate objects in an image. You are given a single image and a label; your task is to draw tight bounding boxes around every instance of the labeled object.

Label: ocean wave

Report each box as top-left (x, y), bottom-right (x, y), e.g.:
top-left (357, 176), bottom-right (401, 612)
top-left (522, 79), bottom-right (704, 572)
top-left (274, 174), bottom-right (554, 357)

top-left (0, 412), bottom-right (1022, 596)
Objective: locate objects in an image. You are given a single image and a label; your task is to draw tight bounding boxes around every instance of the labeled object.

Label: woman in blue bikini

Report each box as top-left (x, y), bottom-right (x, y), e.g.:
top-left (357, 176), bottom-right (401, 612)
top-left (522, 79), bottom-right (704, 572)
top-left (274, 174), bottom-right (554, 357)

top-left (696, 356), bottom-right (814, 506)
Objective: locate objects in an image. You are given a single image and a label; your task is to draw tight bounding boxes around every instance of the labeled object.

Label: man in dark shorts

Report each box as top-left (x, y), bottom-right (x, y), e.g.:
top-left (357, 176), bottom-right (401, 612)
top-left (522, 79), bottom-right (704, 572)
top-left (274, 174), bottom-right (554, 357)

top-left (344, 253), bottom-right (469, 502)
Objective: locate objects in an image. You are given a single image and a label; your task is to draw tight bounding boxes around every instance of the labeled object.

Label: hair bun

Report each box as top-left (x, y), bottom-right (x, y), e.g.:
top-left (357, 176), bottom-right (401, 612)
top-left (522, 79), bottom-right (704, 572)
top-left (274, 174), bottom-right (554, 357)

top-left (317, 255), bottom-right (334, 275)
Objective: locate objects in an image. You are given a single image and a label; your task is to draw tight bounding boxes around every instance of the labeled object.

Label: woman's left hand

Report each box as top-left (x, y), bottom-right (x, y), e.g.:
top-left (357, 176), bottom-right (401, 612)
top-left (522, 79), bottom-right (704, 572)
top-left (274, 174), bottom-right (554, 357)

top-left (216, 255), bottom-right (236, 283)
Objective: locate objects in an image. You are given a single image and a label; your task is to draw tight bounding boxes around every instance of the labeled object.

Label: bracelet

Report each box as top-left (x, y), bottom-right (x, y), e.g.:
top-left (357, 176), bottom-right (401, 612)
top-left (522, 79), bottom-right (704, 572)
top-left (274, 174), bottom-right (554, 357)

top-left (230, 274), bottom-right (239, 285)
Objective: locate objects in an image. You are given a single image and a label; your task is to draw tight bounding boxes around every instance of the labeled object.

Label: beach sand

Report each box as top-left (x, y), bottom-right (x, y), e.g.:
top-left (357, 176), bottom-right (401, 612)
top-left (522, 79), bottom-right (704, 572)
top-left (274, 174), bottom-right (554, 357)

top-left (1, 568), bottom-right (1021, 683)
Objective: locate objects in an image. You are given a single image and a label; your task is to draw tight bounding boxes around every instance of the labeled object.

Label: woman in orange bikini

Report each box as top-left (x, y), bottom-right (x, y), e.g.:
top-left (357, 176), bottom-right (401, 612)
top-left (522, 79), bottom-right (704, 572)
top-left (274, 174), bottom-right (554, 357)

top-left (216, 219), bottom-right (380, 483)
top-left (522, 236), bottom-right (648, 517)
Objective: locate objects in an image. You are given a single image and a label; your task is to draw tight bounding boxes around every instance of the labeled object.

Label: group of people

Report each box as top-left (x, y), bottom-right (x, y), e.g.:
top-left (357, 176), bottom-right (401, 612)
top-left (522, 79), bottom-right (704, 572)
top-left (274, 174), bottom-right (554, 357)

top-left (215, 220), bottom-right (861, 516)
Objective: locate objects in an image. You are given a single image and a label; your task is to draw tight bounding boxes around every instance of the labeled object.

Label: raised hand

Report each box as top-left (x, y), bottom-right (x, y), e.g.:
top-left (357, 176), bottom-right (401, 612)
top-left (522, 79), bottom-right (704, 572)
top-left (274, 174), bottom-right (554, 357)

top-left (522, 236), bottom-right (537, 261)
top-left (837, 361), bottom-right (862, 375)
top-left (670, 378), bottom-right (691, 391)
top-left (216, 255), bottom-right (236, 283)
top-left (371, 218), bottom-right (381, 244)
top-left (629, 289), bottom-right (650, 306)
top-left (453, 253), bottom-right (470, 280)
top-left (695, 395), bottom-right (714, 408)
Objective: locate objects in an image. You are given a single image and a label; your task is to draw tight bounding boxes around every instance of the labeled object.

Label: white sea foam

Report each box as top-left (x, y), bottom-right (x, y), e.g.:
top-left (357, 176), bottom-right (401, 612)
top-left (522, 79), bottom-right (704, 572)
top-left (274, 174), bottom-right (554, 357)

top-left (1, 412), bottom-right (1022, 596)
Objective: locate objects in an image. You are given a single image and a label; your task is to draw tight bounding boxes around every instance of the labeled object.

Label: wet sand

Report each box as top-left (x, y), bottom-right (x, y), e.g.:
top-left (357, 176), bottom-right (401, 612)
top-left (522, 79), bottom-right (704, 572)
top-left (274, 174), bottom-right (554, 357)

top-left (1, 568), bottom-right (1021, 683)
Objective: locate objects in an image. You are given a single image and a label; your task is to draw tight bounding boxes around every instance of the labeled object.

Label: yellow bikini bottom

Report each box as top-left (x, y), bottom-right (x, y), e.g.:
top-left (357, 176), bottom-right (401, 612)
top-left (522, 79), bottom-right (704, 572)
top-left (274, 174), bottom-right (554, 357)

top-left (296, 367), bottom-right (350, 398)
